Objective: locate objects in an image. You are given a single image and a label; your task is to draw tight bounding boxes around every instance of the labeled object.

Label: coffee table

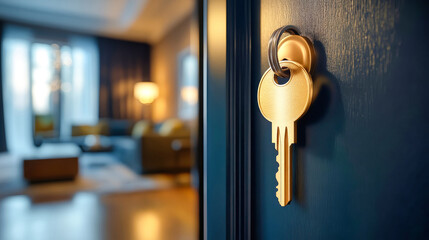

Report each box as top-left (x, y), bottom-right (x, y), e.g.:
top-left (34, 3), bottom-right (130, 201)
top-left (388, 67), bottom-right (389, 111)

top-left (22, 143), bottom-right (81, 182)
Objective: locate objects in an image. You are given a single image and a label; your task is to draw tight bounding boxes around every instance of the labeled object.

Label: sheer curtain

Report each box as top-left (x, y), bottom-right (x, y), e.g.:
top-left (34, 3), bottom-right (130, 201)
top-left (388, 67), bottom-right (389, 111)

top-left (1, 24), bottom-right (99, 155)
top-left (61, 36), bottom-right (99, 139)
top-left (2, 25), bottom-right (34, 155)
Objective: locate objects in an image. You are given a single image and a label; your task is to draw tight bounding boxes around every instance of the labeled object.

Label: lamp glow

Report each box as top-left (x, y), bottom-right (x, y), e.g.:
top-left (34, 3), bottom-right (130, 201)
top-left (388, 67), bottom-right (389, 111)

top-left (134, 82), bottom-right (159, 104)
top-left (181, 86), bottom-right (198, 105)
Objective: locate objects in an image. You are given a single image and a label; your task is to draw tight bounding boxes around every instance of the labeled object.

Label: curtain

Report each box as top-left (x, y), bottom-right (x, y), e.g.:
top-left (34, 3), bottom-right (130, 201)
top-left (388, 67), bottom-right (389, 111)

top-left (98, 37), bottom-right (151, 120)
top-left (61, 36), bottom-right (99, 138)
top-left (1, 25), bottom-right (34, 155)
top-left (0, 22), bottom-right (6, 152)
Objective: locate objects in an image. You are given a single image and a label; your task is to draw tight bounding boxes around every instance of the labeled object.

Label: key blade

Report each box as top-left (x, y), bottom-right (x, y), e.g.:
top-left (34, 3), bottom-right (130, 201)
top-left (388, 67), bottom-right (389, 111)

top-left (275, 125), bottom-right (292, 206)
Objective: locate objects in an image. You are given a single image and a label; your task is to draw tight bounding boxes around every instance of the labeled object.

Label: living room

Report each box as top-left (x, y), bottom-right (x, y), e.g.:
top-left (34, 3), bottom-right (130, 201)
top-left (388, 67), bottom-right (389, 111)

top-left (0, 0), bottom-right (200, 239)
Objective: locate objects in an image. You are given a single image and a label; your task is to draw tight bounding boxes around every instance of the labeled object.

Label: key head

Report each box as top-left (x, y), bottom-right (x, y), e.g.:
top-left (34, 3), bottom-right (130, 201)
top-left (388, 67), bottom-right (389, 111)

top-left (258, 60), bottom-right (313, 124)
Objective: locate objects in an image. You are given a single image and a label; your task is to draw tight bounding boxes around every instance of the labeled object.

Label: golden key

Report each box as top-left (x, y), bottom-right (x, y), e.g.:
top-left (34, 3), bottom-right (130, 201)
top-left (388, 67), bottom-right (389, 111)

top-left (257, 60), bottom-right (313, 206)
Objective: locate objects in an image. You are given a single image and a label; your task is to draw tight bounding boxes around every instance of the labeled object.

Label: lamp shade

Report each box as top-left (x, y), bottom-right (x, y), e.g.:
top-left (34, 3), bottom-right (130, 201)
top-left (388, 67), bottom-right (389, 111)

top-left (134, 82), bottom-right (159, 104)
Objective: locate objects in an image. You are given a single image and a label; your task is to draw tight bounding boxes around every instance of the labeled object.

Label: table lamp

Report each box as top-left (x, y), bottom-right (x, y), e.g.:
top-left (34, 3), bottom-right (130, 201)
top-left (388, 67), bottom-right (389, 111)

top-left (134, 82), bottom-right (159, 120)
top-left (134, 82), bottom-right (159, 104)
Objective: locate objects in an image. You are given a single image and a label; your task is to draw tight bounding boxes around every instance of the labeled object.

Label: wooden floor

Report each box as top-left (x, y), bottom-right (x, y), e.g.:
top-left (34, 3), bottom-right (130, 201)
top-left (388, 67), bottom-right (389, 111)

top-left (0, 152), bottom-right (198, 240)
top-left (0, 187), bottom-right (198, 240)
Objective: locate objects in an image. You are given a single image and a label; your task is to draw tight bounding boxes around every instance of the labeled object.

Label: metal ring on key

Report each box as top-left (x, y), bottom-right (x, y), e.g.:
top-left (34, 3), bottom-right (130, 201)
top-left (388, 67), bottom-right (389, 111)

top-left (268, 25), bottom-right (300, 78)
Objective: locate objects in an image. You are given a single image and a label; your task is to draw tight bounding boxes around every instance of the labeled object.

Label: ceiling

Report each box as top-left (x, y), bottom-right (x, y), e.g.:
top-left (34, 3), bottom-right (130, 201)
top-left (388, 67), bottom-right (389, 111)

top-left (0, 0), bottom-right (195, 43)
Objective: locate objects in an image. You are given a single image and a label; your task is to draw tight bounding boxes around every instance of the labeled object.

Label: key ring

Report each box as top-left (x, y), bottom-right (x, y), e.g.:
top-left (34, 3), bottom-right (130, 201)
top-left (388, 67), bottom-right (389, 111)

top-left (268, 25), bottom-right (300, 78)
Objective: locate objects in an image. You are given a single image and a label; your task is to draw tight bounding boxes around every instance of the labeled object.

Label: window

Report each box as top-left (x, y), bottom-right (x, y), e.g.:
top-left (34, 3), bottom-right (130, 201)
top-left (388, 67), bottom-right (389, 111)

top-left (177, 49), bottom-right (198, 121)
top-left (31, 42), bottom-right (62, 139)
top-left (2, 25), bottom-right (99, 154)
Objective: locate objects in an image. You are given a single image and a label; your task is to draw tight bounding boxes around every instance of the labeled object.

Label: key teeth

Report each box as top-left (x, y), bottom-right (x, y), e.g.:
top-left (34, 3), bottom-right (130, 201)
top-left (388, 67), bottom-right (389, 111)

top-left (275, 153), bottom-right (280, 200)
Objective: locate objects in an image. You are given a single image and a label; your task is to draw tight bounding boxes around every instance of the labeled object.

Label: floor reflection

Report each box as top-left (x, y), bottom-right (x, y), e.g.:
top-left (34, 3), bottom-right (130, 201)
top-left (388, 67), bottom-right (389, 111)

top-left (0, 188), bottom-right (197, 240)
top-left (134, 211), bottom-right (161, 240)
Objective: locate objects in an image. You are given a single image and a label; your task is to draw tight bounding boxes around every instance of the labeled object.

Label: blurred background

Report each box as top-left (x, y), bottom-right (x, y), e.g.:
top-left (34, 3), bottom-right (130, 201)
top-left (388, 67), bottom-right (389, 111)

top-left (0, 0), bottom-right (200, 239)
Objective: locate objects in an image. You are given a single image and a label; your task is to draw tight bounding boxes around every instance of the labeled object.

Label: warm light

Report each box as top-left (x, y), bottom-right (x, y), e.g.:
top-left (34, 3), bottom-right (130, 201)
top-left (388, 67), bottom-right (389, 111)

top-left (181, 86), bottom-right (198, 105)
top-left (134, 82), bottom-right (159, 104)
top-left (133, 211), bottom-right (161, 240)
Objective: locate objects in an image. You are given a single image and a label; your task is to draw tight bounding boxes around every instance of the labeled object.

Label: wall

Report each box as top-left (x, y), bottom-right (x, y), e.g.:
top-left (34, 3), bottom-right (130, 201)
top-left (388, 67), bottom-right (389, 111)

top-left (151, 15), bottom-right (197, 123)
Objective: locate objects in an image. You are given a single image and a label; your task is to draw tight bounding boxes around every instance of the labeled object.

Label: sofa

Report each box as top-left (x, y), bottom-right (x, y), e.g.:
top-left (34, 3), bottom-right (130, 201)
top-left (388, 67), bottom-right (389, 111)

top-left (72, 118), bottom-right (193, 174)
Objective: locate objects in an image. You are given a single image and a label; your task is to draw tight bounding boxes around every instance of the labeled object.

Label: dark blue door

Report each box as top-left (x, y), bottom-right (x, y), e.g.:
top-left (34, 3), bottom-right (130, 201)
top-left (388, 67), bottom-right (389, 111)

top-left (204, 0), bottom-right (429, 239)
top-left (252, 0), bottom-right (429, 239)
